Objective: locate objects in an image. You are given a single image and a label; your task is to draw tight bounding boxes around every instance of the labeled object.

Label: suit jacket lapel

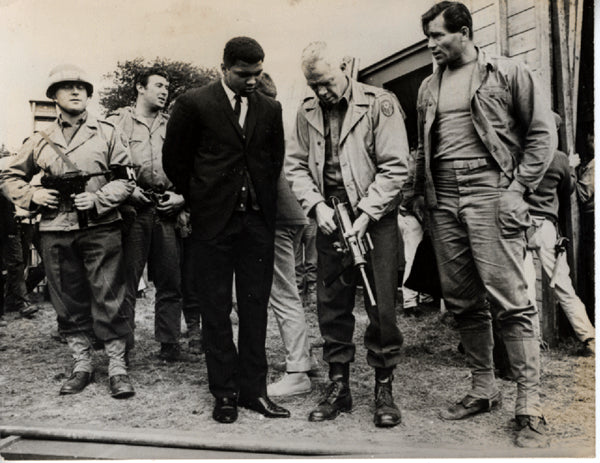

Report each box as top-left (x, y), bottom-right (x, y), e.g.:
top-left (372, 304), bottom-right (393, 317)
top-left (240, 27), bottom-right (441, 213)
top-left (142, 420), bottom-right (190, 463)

top-left (214, 82), bottom-right (244, 141)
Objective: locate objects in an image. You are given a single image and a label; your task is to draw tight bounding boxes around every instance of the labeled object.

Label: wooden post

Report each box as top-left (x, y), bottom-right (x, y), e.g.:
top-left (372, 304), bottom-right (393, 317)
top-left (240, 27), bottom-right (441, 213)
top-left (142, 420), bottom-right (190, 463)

top-left (570, 0), bottom-right (583, 129)
top-left (551, 0), bottom-right (580, 275)
top-left (497, 0), bottom-right (508, 56)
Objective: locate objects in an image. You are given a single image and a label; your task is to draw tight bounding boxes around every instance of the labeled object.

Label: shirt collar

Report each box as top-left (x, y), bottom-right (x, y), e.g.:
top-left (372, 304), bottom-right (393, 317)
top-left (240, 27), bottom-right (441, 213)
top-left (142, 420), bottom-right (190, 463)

top-left (340, 76), bottom-right (352, 103)
top-left (58, 111), bottom-right (87, 128)
top-left (435, 46), bottom-right (495, 75)
top-left (320, 77), bottom-right (351, 111)
top-left (221, 79), bottom-right (246, 105)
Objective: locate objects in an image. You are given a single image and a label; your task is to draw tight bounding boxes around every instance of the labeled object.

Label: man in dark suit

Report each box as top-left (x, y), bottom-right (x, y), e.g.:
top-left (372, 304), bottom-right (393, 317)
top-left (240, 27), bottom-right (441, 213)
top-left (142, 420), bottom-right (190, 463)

top-left (162, 36), bottom-right (289, 424)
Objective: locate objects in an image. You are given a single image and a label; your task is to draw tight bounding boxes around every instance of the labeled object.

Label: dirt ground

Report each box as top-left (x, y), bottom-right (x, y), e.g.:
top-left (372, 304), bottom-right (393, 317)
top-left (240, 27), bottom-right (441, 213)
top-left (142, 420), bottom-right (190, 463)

top-left (0, 285), bottom-right (595, 458)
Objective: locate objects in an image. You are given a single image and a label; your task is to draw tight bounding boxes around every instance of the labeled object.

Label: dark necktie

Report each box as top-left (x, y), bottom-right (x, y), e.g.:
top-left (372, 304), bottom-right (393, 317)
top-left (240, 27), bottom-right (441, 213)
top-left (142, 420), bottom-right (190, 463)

top-left (233, 94), bottom-right (242, 119)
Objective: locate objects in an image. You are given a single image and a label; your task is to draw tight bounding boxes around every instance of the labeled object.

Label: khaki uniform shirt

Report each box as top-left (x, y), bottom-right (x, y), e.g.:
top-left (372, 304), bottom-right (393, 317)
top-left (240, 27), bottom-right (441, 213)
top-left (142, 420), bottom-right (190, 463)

top-left (0, 113), bottom-right (134, 231)
top-left (107, 107), bottom-right (172, 192)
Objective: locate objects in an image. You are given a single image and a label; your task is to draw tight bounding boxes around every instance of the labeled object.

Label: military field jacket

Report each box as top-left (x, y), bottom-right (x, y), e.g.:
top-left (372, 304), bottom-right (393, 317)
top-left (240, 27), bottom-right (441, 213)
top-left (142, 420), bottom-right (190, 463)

top-left (107, 107), bottom-right (173, 192)
top-left (415, 49), bottom-right (557, 207)
top-left (0, 114), bottom-right (134, 232)
top-left (285, 79), bottom-right (409, 221)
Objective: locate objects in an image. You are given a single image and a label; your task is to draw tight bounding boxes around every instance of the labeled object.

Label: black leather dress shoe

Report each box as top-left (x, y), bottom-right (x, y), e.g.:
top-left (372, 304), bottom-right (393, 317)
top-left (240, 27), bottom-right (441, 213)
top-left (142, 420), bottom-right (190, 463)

top-left (308, 379), bottom-right (352, 421)
top-left (109, 374), bottom-right (135, 399)
top-left (60, 371), bottom-right (93, 395)
top-left (213, 397), bottom-right (238, 423)
top-left (239, 395), bottom-right (290, 418)
top-left (439, 392), bottom-right (502, 420)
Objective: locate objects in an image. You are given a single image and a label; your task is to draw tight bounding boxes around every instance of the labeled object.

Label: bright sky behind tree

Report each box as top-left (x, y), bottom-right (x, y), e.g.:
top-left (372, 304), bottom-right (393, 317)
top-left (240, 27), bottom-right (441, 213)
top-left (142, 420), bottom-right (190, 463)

top-left (0, 0), bottom-right (432, 150)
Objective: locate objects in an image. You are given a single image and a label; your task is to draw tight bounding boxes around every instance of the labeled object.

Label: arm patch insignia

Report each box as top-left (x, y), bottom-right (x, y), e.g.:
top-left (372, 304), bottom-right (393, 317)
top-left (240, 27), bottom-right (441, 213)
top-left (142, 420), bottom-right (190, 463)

top-left (381, 100), bottom-right (394, 117)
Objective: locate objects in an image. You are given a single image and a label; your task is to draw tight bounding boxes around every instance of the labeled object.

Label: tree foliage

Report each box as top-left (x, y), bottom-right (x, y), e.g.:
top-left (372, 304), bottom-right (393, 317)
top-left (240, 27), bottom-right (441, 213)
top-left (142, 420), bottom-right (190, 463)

top-left (99, 57), bottom-right (220, 113)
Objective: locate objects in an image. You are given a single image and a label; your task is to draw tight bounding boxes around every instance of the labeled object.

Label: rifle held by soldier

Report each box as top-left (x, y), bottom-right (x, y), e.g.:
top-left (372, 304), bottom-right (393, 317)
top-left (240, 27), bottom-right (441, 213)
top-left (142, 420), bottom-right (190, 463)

top-left (330, 196), bottom-right (377, 307)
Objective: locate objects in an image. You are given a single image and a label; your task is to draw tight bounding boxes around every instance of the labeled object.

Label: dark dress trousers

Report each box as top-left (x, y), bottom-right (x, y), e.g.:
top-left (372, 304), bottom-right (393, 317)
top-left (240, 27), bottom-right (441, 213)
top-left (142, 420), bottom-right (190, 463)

top-left (163, 80), bottom-right (284, 399)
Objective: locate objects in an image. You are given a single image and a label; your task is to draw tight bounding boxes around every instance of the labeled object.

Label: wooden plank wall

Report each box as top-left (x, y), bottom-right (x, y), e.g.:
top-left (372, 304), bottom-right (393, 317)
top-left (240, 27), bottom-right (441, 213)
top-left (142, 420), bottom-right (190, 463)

top-left (467, 0), bottom-right (552, 98)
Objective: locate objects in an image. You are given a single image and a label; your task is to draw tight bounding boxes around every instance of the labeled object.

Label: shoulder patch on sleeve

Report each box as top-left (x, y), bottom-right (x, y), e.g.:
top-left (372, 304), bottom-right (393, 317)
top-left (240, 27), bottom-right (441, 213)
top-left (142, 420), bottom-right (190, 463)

top-left (381, 99), bottom-right (394, 117)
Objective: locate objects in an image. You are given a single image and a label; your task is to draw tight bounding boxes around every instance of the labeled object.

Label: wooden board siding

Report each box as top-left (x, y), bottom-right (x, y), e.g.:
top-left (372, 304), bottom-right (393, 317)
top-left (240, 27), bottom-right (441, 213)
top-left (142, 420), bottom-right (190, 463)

top-left (507, 7), bottom-right (536, 37)
top-left (507, 0), bottom-right (535, 17)
top-left (472, 2), bottom-right (500, 53)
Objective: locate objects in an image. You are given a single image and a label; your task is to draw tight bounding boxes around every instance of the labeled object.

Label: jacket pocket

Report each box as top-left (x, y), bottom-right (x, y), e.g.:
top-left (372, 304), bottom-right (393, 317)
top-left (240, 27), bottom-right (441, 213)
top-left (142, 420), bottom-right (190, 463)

top-left (497, 189), bottom-right (531, 238)
top-left (477, 86), bottom-right (509, 128)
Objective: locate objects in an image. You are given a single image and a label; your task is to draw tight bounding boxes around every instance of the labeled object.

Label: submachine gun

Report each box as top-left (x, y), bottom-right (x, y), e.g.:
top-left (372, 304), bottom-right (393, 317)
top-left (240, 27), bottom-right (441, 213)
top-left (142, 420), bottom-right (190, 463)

top-left (41, 170), bottom-right (111, 229)
top-left (40, 164), bottom-right (134, 229)
top-left (329, 196), bottom-right (377, 307)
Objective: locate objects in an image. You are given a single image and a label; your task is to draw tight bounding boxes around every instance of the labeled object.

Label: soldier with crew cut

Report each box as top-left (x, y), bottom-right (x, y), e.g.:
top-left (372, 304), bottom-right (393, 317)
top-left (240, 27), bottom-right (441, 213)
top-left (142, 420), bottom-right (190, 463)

top-left (286, 41), bottom-right (410, 428)
top-left (0, 64), bottom-right (136, 399)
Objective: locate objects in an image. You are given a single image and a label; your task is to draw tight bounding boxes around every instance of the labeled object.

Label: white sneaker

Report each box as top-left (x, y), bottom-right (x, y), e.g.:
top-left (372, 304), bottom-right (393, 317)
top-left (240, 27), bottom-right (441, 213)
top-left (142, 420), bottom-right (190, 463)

top-left (267, 372), bottom-right (311, 397)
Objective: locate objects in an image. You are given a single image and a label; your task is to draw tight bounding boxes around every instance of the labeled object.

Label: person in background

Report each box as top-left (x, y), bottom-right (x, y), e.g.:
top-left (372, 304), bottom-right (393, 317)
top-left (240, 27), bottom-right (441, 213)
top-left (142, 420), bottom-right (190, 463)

top-left (108, 67), bottom-right (185, 362)
top-left (575, 122), bottom-right (594, 324)
top-left (294, 218), bottom-right (317, 306)
top-left (178, 208), bottom-right (203, 354)
top-left (163, 37), bottom-right (289, 424)
top-left (0, 64), bottom-right (135, 398)
top-left (286, 41), bottom-right (409, 428)
top-left (397, 149), bottom-right (436, 317)
top-left (415, 2), bottom-right (556, 447)
top-left (523, 113), bottom-right (595, 356)
top-left (256, 72), bottom-right (313, 397)
top-left (0, 189), bottom-right (39, 319)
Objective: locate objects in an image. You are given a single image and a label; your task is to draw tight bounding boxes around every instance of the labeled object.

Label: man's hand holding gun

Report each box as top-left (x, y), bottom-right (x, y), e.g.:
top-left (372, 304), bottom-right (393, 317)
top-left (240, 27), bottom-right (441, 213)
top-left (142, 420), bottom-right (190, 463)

top-left (38, 170), bottom-right (112, 228)
top-left (129, 187), bottom-right (184, 216)
top-left (156, 192), bottom-right (185, 216)
top-left (317, 197), bottom-right (377, 307)
top-left (32, 187), bottom-right (59, 210)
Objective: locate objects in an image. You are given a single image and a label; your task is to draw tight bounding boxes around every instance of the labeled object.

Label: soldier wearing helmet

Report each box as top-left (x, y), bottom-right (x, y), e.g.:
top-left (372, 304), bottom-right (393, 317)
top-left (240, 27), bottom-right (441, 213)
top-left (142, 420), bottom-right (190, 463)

top-left (0, 64), bottom-right (136, 399)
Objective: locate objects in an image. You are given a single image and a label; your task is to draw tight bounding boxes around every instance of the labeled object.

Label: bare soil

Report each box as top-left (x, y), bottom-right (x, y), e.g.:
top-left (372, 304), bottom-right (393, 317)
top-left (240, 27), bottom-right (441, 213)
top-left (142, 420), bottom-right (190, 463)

top-left (0, 285), bottom-right (595, 457)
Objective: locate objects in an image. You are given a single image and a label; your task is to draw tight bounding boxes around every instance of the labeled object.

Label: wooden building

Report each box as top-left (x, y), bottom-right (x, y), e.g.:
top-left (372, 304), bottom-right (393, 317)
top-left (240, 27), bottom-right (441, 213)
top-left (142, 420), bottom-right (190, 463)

top-left (29, 100), bottom-right (57, 133)
top-left (359, 0), bottom-right (594, 344)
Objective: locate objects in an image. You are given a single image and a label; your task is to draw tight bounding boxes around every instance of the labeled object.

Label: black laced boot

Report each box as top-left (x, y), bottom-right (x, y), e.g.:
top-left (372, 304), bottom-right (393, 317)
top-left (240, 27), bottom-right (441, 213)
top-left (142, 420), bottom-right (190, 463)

top-left (373, 367), bottom-right (401, 427)
top-left (308, 362), bottom-right (352, 421)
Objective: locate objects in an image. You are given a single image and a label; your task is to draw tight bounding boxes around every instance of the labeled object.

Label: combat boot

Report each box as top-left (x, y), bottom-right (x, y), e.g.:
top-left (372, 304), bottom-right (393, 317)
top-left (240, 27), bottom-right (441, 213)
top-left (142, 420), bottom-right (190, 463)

top-left (374, 368), bottom-right (401, 427)
top-left (308, 362), bottom-right (351, 421)
top-left (515, 415), bottom-right (549, 448)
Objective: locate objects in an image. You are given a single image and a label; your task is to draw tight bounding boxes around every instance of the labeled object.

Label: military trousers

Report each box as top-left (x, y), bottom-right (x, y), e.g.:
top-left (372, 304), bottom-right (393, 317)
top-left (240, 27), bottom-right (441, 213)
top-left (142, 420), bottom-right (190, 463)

top-left (428, 158), bottom-right (541, 417)
top-left (316, 195), bottom-right (403, 370)
top-left (122, 207), bottom-right (182, 344)
top-left (40, 223), bottom-right (130, 341)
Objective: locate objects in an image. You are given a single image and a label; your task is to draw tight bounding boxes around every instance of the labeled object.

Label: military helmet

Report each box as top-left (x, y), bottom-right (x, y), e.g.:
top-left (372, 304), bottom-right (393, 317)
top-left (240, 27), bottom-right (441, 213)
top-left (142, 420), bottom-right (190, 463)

top-left (46, 64), bottom-right (94, 99)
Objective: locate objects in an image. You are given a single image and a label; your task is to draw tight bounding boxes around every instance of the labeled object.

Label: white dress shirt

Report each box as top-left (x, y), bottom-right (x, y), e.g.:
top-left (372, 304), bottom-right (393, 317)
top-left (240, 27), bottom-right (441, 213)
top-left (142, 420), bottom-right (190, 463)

top-left (221, 79), bottom-right (248, 128)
